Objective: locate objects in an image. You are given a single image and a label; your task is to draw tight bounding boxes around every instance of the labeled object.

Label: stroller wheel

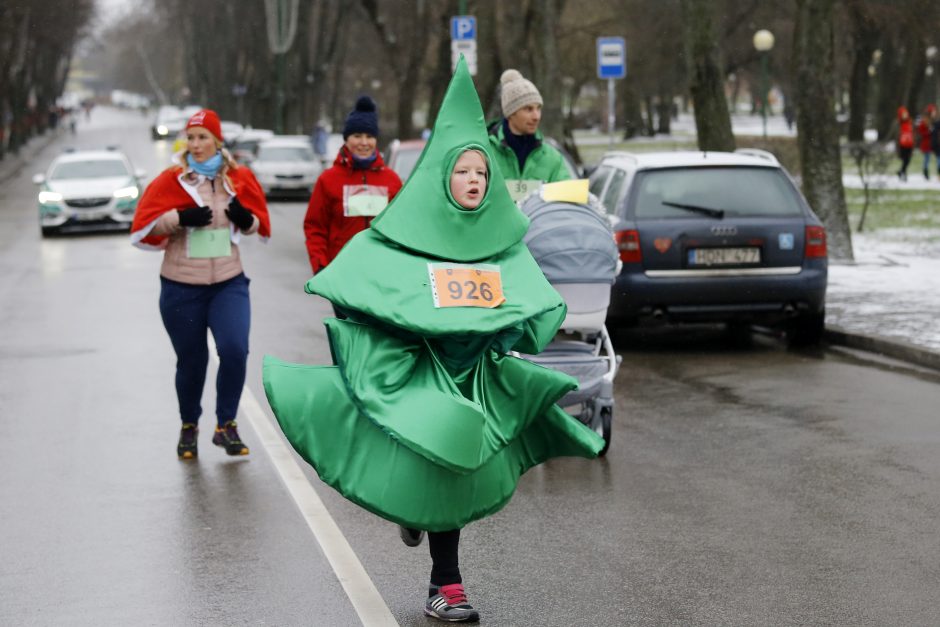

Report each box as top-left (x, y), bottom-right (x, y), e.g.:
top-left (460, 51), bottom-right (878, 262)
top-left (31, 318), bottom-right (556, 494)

top-left (597, 407), bottom-right (612, 457)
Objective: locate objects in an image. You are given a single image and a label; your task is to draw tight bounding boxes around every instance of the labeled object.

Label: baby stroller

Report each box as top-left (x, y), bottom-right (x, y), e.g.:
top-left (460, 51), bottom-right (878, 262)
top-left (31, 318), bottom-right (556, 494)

top-left (518, 184), bottom-right (622, 456)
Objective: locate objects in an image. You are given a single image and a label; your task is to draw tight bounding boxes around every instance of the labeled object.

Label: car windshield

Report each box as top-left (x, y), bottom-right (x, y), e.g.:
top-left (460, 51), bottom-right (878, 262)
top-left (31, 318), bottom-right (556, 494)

top-left (633, 167), bottom-right (804, 218)
top-left (50, 159), bottom-right (128, 180)
top-left (257, 146), bottom-right (314, 161)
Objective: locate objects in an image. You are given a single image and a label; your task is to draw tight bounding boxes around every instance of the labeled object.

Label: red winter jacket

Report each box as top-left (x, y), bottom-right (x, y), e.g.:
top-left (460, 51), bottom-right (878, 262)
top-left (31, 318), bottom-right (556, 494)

top-left (917, 117), bottom-right (932, 152)
top-left (303, 146), bottom-right (402, 274)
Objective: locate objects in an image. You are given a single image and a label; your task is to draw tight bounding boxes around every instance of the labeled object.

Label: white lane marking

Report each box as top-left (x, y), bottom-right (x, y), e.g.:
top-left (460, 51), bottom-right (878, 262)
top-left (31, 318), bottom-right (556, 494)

top-left (208, 341), bottom-right (398, 626)
top-left (239, 390), bottom-right (399, 626)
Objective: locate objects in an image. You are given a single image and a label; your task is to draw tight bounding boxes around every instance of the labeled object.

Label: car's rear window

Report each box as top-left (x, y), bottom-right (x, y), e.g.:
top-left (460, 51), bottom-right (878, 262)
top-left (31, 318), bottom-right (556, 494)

top-left (257, 146), bottom-right (314, 161)
top-left (51, 160), bottom-right (128, 179)
top-left (632, 166), bottom-right (804, 218)
top-left (392, 149), bottom-right (422, 181)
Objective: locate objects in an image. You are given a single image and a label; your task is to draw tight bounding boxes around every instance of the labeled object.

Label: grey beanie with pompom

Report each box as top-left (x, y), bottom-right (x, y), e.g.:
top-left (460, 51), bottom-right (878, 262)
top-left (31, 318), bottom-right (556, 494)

top-left (500, 69), bottom-right (543, 118)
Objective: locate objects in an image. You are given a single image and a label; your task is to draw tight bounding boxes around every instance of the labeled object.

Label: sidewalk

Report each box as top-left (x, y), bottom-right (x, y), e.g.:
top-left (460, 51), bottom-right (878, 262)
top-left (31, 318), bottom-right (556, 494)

top-left (0, 128), bottom-right (61, 184)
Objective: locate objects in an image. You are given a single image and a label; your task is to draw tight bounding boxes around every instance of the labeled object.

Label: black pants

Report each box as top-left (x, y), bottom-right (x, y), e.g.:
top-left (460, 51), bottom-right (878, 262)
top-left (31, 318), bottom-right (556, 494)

top-left (899, 147), bottom-right (913, 175)
top-left (428, 529), bottom-right (461, 587)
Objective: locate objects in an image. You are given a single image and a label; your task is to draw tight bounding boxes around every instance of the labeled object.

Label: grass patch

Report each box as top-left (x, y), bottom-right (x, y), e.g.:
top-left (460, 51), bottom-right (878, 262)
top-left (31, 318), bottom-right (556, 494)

top-left (845, 188), bottom-right (940, 231)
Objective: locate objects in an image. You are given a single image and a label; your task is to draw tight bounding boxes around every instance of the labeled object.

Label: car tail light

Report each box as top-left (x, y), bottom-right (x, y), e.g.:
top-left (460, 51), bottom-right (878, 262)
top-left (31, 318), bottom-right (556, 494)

top-left (805, 225), bottom-right (827, 258)
top-left (615, 229), bottom-right (642, 263)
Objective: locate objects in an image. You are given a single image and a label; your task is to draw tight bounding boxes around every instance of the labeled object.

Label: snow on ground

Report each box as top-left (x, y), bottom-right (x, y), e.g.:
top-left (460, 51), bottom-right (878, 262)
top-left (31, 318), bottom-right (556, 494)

top-left (827, 230), bottom-right (940, 351)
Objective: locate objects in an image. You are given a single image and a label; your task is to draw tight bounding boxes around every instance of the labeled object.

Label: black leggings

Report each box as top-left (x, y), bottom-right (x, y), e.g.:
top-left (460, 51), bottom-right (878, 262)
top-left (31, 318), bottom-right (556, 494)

top-left (899, 147), bottom-right (913, 174)
top-left (428, 529), bottom-right (461, 586)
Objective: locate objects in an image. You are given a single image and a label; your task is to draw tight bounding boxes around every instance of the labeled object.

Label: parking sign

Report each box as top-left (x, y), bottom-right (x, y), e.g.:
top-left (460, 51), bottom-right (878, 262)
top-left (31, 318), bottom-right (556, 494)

top-left (597, 37), bottom-right (627, 79)
top-left (451, 16), bottom-right (476, 41)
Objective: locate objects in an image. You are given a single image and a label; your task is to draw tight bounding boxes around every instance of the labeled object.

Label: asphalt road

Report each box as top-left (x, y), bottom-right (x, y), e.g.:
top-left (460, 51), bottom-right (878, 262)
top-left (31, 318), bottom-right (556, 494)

top-left (1, 108), bottom-right (939, 626)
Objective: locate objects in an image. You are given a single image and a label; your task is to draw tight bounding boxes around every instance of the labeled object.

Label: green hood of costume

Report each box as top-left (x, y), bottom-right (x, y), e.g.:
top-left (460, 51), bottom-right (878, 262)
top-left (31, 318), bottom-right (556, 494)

top-left (370, 56), bottom-right (528, 261)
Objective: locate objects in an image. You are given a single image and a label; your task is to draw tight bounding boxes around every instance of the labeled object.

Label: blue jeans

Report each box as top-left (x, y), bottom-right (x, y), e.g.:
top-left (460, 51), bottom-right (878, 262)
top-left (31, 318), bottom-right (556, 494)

top-left (159, 273), bottom-right (251, 426)
top-left (923, 151), bottom-right (933, 174)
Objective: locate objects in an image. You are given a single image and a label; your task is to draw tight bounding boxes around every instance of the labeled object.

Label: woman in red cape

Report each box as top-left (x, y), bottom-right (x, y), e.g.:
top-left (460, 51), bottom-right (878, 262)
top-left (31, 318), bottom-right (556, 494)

top-left (131, 108), bottom-right (270, 460)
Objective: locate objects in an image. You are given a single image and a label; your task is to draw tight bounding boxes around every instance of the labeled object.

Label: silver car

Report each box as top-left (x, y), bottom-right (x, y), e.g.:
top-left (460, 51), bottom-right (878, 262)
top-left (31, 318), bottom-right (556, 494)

top-left (249, 136), bottom-right (321, 198)
top-left (33, 148), bottom-right (146, 236)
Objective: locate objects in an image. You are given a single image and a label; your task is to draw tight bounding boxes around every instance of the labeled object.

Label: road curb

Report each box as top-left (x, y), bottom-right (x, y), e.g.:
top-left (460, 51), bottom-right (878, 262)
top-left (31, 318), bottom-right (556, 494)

top-left (825, 325), bottom-right (940, 372)
top-left (0, 130), bottom-right (62, 185)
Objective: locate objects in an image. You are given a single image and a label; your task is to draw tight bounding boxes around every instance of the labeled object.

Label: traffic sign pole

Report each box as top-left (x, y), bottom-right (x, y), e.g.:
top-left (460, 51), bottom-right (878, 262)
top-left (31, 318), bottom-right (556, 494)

top-left (597, 37), bottom-right (627, 147)
top-left (608, 79), bottom-right (615, 146)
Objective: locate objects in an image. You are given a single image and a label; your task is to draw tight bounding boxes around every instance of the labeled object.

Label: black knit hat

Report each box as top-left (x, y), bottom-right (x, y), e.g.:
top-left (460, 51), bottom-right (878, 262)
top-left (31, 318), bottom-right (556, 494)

top-left (342, 96), bottom-right (379, 139)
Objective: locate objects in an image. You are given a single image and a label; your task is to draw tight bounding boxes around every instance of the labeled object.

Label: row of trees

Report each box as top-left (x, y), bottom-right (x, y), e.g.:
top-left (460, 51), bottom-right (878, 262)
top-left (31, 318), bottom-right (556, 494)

top-left (0, 0), bottom-right (94, 159)
top-left (23, 0), bottom-right (940, 259)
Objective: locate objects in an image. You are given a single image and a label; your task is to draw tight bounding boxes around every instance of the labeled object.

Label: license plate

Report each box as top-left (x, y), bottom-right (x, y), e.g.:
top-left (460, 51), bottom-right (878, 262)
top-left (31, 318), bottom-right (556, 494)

top-left (688, 247), bottom-right (760, 266)
top-left (75, 211), bottom-right (105, 222)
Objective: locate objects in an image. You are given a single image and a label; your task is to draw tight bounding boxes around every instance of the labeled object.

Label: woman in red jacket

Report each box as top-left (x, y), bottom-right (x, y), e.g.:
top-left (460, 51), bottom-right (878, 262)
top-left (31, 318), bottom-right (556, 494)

top-left (896, 106), bottom-right (915, 181)
top-left (917, 104), bottom-right (937, 180)
top-left (303, 96), bottom-right (402, 291)
top-left (131, 109), bottom-right (271, 459)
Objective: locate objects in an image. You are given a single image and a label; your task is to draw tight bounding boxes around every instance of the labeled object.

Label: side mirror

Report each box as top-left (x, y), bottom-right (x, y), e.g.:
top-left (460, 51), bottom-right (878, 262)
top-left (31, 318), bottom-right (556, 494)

top-left (32, 173), bottom-right (45, 185)
top-left (135, 169), bottom-right (147, 179)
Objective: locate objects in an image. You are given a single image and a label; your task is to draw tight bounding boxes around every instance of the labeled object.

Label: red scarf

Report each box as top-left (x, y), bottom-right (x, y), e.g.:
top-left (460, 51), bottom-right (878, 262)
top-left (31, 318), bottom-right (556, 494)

top-left (131, 166), bottom-right (271, 249)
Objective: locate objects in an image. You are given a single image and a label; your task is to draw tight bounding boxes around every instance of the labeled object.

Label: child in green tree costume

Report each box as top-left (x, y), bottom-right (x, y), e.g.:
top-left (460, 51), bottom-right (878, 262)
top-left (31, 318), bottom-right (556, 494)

top-left (263, 58), bottom-right (603, 623)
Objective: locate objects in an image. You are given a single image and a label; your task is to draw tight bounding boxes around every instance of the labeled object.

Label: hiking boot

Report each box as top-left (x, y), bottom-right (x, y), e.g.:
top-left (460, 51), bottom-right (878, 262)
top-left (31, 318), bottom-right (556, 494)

top-left (177, 423), bottom-right (198, 459)
top-left (399, 526), bottom-right (425, 547)
top-left (424, 583), bottom-right (480, 623)
top-left (212, 420), bottom-right (249, 456)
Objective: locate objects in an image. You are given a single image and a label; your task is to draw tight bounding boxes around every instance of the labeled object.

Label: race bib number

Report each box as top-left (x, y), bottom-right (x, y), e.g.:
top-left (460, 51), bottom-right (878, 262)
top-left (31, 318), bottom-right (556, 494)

top-left (505, 179), bottom-right (542, 203)
top-left (343, 184), bottom-right (389, 217)
top-left (187, 228), bottom-right (231, 259)
top-left (428, 263), bottom-right (505, 309)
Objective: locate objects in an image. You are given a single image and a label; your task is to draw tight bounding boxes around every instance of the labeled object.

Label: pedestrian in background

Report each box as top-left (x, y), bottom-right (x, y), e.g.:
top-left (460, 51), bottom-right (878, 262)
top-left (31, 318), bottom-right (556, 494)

top-left (895, 106), bottom-right (915, 181)
top-left (487, 69), bottom-right (571, 201)
top-left (130, 109), bottom-right (271, 460)
top-left (929, 105), bottom-right (940, 179)
top-left (916, 104), bottom-right (935, 180)
top-left (303, 96), bottom-right (402, 282)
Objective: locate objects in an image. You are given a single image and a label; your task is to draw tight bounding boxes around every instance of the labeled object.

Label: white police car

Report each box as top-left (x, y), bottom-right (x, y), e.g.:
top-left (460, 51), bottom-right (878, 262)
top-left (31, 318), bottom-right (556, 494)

top-left (33, 148), bottom-right (146, 236)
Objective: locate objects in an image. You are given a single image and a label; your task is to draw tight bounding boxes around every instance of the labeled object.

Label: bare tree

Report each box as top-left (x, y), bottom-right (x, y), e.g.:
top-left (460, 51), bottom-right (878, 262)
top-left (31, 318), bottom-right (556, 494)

top-left (793, 0), bottom-right (853, 261)
top-left (680, 0), bottom-right (735, 151)
top-left (359, 0), bottom-right (442, 139)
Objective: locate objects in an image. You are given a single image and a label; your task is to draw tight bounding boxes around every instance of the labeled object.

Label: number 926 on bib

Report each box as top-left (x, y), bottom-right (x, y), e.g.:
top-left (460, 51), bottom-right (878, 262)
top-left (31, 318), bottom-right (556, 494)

top-left (428, 262), bottom-right (505, 309)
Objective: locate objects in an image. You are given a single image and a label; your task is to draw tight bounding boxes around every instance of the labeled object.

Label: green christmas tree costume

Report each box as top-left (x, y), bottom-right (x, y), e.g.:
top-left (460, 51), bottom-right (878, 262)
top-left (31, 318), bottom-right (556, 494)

top-left (263, 58), bottom-right (603, 532)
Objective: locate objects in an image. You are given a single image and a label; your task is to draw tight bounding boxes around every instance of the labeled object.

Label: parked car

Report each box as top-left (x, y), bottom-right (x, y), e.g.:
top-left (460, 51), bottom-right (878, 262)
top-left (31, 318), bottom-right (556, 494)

top-left (230, 128), bottom-right (275, 165)
top-left (588, 149), bottom-right (828, 346)
top-left (33, 148), bottom-right (146, 236)
top-left (249, 135), bottom-right (321, 198)
top-left (385, 138), bottom-right (426, 182)
top-left (150, 105), bottom-right (201, 140)
top-left (220, 120), bottom-right (245, 146)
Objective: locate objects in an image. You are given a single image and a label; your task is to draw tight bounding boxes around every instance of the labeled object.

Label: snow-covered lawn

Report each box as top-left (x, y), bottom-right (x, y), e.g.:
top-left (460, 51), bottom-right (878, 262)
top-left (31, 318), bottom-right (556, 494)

top-left (827, 229), bottom-right (940, 351)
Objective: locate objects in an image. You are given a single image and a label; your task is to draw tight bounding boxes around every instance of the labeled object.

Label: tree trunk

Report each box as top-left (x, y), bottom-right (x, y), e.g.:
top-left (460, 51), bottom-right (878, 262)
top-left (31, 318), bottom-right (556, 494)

top-left (680, 0), bottom-right (735, 151)
top-left (531, 0), bottom-right (564, 140)
top-left (793, 0), bottom-right (853, 261)
top-left (846, 2), bottom-right (879, 142)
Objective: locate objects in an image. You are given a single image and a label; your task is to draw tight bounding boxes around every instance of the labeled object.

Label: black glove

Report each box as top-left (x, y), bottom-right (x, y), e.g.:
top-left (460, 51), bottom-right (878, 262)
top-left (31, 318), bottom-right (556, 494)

top-left (177, 205), bottom-right (212, 227)
top-left (225, 196), bottom-right (255, 231)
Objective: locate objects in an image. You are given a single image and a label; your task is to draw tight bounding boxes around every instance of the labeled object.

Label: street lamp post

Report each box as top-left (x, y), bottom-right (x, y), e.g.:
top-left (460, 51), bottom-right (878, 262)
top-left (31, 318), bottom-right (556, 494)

top-left (753, 29), bottom-right (775, 139)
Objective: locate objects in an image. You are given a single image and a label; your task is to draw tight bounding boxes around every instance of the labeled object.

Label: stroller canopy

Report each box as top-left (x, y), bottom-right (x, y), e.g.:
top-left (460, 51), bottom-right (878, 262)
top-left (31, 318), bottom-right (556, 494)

top-left (521, 194), bottom-right (619, 284)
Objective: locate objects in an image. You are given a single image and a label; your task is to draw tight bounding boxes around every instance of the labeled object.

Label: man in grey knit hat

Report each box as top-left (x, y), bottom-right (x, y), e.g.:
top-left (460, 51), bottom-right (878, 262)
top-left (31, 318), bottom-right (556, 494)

top-left (487, 69), bottom-right (571, 200)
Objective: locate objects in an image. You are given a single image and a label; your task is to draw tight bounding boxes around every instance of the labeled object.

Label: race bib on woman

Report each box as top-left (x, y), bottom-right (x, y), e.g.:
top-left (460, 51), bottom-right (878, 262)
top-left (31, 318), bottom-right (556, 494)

top-left (343, 185), bottom-right (389, 217)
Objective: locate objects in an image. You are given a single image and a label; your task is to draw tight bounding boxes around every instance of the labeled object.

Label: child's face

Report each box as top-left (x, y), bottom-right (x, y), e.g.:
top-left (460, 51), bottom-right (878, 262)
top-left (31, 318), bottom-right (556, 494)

top-left (450, 150), bottom-right (487, 210)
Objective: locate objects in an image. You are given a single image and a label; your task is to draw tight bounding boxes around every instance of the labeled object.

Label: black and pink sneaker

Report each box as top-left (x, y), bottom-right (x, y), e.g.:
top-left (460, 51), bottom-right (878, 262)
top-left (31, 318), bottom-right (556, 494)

top-left (424, 583), bottom-right (480, 623)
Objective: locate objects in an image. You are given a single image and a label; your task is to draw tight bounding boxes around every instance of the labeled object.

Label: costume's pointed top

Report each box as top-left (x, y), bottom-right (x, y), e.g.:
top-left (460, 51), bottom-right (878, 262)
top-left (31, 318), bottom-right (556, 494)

top-left (370, 56), bottom-right (528, 261)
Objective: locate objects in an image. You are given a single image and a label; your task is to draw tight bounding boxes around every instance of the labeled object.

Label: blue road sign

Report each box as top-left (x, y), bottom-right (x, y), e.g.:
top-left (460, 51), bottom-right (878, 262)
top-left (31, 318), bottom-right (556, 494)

top-left (597, 37), bottom-right (627, 79)
top-left (451, 16), bottom-right (476, 41)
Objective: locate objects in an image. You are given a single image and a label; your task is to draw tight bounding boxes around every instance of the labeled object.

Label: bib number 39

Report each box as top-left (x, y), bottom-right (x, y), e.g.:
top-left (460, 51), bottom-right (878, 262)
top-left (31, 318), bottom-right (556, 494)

top-left (428, 263), bottom-right (505, 308)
